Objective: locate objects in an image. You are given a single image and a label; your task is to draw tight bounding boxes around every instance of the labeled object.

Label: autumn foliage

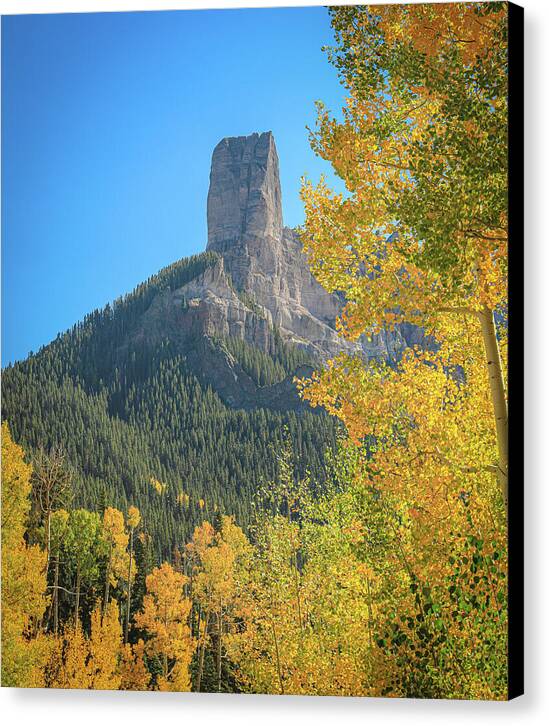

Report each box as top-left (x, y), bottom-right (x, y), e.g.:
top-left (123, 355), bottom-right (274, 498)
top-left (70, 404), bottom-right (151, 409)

top-left (1, 3), bottom-right (509, 699)
top-left (296, 0), bottom-right (508, 698)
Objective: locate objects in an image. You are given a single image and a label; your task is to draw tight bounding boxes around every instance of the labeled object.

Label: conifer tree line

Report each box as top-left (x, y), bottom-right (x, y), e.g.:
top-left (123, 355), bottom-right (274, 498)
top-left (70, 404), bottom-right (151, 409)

top-left (216, 332), bottom-right (314, 389)
top-left (2, 2), bottom-right (510, 699)
top-left (2, 351), bottom-right (337, 561)
top-left (2, 250), bottom-right (339, 558)
top-left (2, 422), bottom-right (507, 696)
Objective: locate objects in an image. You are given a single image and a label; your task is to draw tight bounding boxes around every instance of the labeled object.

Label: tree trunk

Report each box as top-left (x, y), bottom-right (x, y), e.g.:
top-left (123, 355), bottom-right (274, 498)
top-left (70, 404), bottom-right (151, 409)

top-left (189, 570), bottom-right (195, 635)
top-left (75, 569), bottom-right (81, 623)
top-left (288, 495), bottom-right (303, 630)
top-left (366, 577), bottom-right (374, 648)
top-left (292, 552), bottom-right (303, 631)
top-left (479, 305), bottom-right (508, 507)
top-left (217, 604), bottom-right (222, 692)
top-left (196, 610), bottom-right (210, 693)
top-left (45, 507), bottom-right (52, 573)
top-left (195, 604), bottom-right (201, 642)
top-left (37, 503), bottom-right (53, 637)
top-left (269, 615), bottom-right (284, 695)
top-left (103, 546), bottom-right (112, 618)
top-left (54, 555), bottom-right (60, 635)
top-left (163, 608), bottom-right (169, 680)
top-left (124, 528), bottom-right (134, 644)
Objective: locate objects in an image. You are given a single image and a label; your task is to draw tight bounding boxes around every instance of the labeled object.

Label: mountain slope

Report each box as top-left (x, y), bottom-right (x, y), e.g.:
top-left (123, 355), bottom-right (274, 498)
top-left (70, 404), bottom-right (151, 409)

top-left (1, 131), bottom-right (416, 557)
top-left (1, 248), bottom-right (338, 558)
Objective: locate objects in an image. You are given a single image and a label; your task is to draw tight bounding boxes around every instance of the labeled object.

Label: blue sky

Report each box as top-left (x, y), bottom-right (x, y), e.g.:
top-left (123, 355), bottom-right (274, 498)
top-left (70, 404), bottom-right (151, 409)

top-left (1, 7), bottom-right (346, 364)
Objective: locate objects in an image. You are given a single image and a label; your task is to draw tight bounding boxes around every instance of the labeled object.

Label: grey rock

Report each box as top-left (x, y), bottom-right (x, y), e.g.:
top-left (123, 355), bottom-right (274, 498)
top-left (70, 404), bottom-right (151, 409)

top-left (207, 131), bottom-right (282, 253)
top-left (133, 131), bottom-right (417, 409)
top-left (203, 130), bottom-right (410, 362)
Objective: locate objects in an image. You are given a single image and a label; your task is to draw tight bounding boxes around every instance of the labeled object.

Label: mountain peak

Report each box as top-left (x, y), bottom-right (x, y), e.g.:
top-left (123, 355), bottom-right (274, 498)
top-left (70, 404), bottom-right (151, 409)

top-left (200, 131), bottom-right (414, 362)
top-left (206, 131), bottom-right (283, 254)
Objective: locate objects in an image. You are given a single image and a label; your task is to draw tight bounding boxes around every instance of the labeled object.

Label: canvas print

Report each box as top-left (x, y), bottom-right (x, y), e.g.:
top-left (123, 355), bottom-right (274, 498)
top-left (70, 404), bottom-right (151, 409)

top-left (1, 2), bottom-right (522, 699)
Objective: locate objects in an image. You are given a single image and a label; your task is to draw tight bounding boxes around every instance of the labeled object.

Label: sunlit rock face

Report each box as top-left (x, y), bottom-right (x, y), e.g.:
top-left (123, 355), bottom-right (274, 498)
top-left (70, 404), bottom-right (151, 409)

top-left (207, 131), bottom-right (283, 256)
top-left (134, 131), bottom-right (418, 409)
top-left (201, 130), bottom-right (411, 361)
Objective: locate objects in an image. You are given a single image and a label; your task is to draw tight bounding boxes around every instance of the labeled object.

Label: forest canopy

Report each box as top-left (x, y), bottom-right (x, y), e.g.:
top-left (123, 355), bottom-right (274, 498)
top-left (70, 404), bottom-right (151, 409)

top-left (2, 2), bottom-right (509, 699)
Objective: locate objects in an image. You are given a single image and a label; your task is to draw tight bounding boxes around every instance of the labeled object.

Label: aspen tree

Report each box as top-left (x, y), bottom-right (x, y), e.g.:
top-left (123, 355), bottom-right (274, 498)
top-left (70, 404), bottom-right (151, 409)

top-left (124, 505), bottom-right (141, 643)
top-left (1, 423), bottom-right (49, 687)
top-left (101, 507), bottom-right (129, 617)
top-left (300, 2), bottom-right (509, 505)
top-left (134, 562), bottom-right (194, 691)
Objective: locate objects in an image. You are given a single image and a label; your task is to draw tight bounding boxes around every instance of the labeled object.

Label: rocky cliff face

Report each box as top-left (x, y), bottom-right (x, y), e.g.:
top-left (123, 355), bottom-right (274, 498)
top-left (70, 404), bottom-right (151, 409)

top-left (195, 131), bottom-right (411, 360)
top-left (134, 131), bottom-right (419, 409)
top-left (207, 132), bottom-right (283, 258)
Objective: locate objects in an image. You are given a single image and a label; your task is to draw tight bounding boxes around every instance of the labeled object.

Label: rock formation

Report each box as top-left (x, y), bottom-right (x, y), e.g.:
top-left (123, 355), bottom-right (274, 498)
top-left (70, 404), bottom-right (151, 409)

top-left (191, 132), bottom-right (415, 358)
top-left (134, 131), bottom-right (420, 408)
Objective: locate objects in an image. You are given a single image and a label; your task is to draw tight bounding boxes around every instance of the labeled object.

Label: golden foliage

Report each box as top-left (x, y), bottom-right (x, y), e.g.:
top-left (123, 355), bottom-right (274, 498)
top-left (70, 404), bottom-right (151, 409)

top-left (47, 601), bottom-right (123, 690)
top-left (291, 1), bottom-right (509, 699)
top-left (1, 4), bottom-right (510, 699)
top-left (1, 422), bottom-right (49, 687)
top-left (119, 639), bottom-right (151, 691)
top-left (149, 477), bottom-right (166, 495)
top-left (127, 505), bottom-right (141, 530)
top-left (102, 507), bottom-right (130, 590)
top-left (88, 600), bottom-right (123, 689)
top-left (134, 562), bottom-right (194, 691)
